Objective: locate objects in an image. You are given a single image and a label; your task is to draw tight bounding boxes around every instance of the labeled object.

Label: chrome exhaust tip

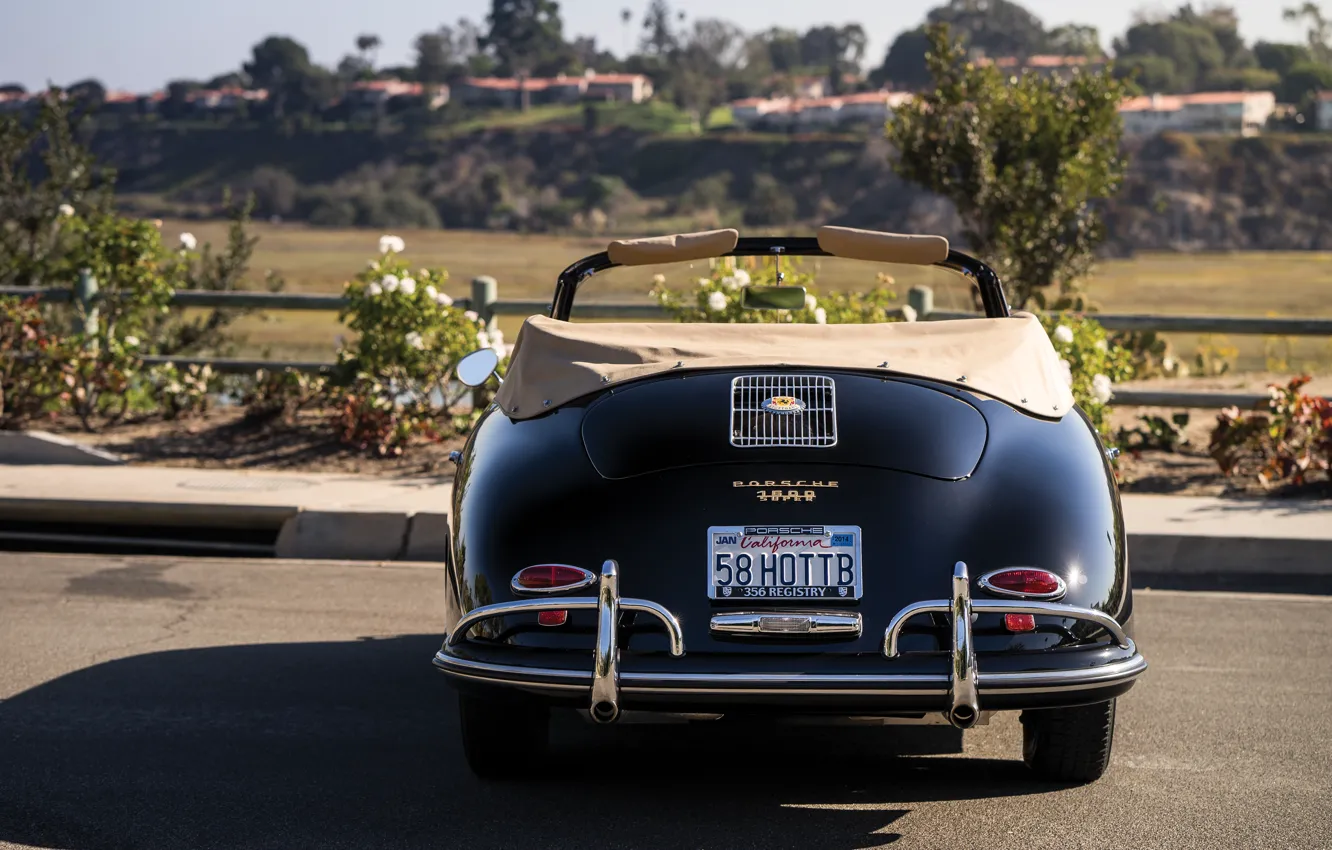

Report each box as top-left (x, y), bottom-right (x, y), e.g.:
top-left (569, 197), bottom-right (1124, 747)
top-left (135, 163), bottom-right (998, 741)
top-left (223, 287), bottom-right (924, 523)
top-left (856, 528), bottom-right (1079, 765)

top-left (947, 703), bottom-right (980, 729)
top-left (590, 700), bottom-right (620, 724)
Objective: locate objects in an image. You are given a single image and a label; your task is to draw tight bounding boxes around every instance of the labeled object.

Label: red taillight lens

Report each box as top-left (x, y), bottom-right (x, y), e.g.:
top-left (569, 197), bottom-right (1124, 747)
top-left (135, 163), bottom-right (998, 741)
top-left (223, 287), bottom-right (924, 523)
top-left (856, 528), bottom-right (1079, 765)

top-left (982, 568), bottom-right (1064, 598)
top-left (512, 564), bottom-right (594, 592)
top-left (1004, 613), bottom-right (1036, 632)
top-left (538, 610), bottom-right (568, 627)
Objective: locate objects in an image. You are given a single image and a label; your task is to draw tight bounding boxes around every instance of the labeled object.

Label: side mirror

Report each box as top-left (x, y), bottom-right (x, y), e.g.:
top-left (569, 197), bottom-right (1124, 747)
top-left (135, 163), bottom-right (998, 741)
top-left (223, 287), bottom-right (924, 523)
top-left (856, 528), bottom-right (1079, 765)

top-left (456, 348), bottom-right (501, 387)
top-left (742, 285), bottom-right (808, 311)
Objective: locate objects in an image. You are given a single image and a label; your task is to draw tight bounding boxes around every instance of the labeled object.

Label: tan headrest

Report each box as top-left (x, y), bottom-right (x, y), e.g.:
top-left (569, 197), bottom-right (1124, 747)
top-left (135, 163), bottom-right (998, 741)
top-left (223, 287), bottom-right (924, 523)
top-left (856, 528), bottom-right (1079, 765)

top-left (817, 226), bottom-right (950, 265)
top-left (607, 229), bottom-right (740, 266)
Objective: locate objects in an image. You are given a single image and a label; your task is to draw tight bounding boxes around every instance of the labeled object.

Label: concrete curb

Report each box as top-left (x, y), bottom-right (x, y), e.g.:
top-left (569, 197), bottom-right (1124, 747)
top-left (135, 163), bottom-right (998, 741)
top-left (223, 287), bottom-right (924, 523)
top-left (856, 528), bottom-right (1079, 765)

top-left (0, 432), bottom-right (124, 466)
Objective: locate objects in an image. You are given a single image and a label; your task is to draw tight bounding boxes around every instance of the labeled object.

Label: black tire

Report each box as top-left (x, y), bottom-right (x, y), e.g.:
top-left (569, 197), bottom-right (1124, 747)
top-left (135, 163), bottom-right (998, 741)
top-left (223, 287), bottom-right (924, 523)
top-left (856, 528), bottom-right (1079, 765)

top-left (458, 692), bottom-right (549, 780)
top-left (1021, 699), bottom-right (1116, 783)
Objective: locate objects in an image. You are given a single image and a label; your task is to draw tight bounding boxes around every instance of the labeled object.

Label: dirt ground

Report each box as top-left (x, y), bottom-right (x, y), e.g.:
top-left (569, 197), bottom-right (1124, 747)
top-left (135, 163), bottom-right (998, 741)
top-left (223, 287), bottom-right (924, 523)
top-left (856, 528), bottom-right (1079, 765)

top-left (54, 408), bottom-right (466, 476)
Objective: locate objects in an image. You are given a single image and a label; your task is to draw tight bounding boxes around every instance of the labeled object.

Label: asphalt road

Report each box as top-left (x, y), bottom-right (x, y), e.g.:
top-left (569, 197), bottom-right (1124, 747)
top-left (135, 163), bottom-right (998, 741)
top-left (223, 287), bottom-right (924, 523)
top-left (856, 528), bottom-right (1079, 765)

top-left (0, 554), bottom-right (1329, 850)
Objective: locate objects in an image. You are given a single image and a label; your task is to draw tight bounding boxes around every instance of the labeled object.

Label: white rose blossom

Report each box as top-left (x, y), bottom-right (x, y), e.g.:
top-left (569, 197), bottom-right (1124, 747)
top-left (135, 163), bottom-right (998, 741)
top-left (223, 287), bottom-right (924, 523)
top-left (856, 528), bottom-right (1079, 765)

top-left (1091, 374), bottom-right (1113, 404)
top-left (399, 277), bottom-right (416, 295)
top-left (405, 331), bottom-right (425, 350)
top-left (179, 232), bottom-right (197, 251)
top-left (435, 292), bottom-right (454, 307)
top-left (366, 282), bottom-right (383, 297)
top-left (720, 275), bottom-right (741, 290)
top-left (804, 294), bottom-right (818, 310)
top-left (1095, 338), bottom-right (1108, 351)
top-left (476, 330), bottom-right (491, 349)
top-left (707, 291), bottom-right (728, 312)
top-left (490, 328), bottom-right (504, 344)
top-left (732, 268), bottom-right (751, 286)
top-left (652, 273), bottom-right (666, 285)
top-left (378, 235), bottom-right (405, 254)
top-left (464, 310), bottom-right (480, 322)
top-left (424, 285), bottom-right (438, 301)
top-left (1058, 359), bottom-right (1073, 387)
top-left (381, 274), bottom-right (399, 293)
top-left (58, 203), bottom-right (74, 218)
top-left (900, 304), bottom-right (918, 323)
top-left (1162, 355), bottom-right (1176, 372)
top-left (1052, 325), bottom-right (1074, 345)
top-left (123, 335), bottom-right (140, 347)
top-left (813, 307), bottom-right (827, 325)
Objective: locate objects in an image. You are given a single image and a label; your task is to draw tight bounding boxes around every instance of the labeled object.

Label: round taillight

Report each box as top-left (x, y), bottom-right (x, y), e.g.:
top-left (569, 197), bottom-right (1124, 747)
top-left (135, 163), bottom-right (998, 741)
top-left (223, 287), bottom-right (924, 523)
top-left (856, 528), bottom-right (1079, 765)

top-left (979, 568), bottom-right (1066, 599)
top-left (511, 564), bottom-right (595, 594)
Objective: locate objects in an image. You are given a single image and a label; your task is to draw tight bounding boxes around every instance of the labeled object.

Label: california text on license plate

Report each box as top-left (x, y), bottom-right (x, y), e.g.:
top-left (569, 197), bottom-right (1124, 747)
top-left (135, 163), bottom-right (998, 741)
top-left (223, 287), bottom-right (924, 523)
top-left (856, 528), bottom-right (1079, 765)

top-left (707, 525), bottom-right (862, 600)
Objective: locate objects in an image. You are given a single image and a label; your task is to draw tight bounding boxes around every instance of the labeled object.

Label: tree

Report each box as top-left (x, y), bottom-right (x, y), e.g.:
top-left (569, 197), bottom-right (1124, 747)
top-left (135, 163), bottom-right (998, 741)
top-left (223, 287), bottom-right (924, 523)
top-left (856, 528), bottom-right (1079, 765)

top-left (0, 88), bottom-right (114, 287)
top-left (243, 36), bottom-right (320, 117)
top-left (1113, 16), bottom-right (1226, 91)
top-left (926, 0), bottom-right (1048, 57)
top-left (886, 25), bottom-right (1130, 308)
top-left (66, 79), bottom-right (107, 108)
top-left (1279, 60), bottom-right (1332, 103)
top-left (482, 0), bottom-right (572, 78)
top-left (870, 28), bottom-right (933, 89)
top-left (1284, 2), bottom-right (1332, 63)
top-left (620, 8), bottom-right (633, 54)
top-left (356, 33), bottom-right (382, 69)
top-left (1048, 24), bottom-right (1102, 57)
top-left (0, 83), bottom-right (25, 95)
top-left (1254, 41), bottom-right (1313, 77)
top-left (639, 0), bottom-right (677, 56)
top-left (415, 31), bottom-right (454, 83)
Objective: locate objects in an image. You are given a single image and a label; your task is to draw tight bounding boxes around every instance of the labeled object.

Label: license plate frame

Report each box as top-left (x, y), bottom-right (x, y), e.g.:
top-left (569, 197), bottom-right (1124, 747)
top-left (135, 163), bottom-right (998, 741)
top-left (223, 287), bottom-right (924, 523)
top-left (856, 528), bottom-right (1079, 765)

top-left (707, 525), bottom-right (862, 601)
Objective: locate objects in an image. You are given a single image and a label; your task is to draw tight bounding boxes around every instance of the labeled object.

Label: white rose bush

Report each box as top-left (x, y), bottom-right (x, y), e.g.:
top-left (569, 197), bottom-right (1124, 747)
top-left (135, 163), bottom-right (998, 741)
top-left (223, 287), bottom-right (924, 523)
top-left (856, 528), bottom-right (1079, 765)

top-left (333, 238), bottom-right (499, 456)
top-left (650, 260), bottom-right (906, 326)
top-left (1040, 314), bottom-right (1133, 440)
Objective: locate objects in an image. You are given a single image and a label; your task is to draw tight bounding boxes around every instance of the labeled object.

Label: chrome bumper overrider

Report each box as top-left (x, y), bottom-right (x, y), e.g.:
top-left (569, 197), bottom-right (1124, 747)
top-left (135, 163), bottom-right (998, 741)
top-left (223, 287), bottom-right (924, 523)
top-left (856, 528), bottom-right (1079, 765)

top-left (434, 559), bottom-right (1146, 726)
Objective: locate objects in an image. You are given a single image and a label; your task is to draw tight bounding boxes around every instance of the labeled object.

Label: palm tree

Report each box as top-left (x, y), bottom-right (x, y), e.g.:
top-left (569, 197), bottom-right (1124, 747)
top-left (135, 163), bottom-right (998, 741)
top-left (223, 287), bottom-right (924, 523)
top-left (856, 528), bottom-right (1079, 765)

top-left (355, 34), bottom-right (382, 70)
top-left (621, 8), bottom-right (632, 56)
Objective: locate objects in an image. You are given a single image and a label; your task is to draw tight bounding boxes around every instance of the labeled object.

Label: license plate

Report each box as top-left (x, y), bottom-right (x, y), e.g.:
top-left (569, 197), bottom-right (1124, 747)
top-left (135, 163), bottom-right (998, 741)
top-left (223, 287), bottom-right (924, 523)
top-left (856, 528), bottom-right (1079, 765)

top-left (708, 525), bottom-right (862, 600)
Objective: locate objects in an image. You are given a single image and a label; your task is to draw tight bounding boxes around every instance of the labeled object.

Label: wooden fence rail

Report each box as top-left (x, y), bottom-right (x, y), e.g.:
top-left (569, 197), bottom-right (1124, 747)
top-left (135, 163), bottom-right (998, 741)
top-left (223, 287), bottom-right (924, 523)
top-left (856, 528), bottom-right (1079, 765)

top-left (4, 278), bottom-right (1328, 410)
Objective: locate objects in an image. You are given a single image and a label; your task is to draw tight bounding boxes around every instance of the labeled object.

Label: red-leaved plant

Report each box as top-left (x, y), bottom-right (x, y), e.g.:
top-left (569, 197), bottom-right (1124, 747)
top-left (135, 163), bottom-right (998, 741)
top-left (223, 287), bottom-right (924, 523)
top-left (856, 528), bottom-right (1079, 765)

top-left (1209, 376), bottom-right (1332, 488)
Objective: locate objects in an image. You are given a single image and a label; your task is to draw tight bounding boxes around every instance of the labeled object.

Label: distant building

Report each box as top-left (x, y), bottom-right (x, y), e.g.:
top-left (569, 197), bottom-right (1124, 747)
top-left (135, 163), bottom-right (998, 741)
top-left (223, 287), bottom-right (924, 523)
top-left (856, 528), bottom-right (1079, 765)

top-left (584, 73), bottom-right (653, 104)
top-left (976, 54), bottom-right (1108, 80)
top-left (1119, 91), bottom-right (1275, 136)
top-left (0, 90), bottom-right (30, 112)
top-left (186, 87), bottom-right (270, 113)
top-left (458, 71), bottom-right (653, 109)
top-left (728, 91), bottom-right (910, 131)
top-left (1317, 92), bottom-right (1332, 132)
top-left (345, 79), bottom-right (448, 119)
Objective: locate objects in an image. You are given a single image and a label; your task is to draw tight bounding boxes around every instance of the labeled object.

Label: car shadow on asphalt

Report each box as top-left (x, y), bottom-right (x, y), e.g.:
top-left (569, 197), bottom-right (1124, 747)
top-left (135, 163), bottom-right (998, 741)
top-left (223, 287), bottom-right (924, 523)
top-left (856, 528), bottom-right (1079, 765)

top-left (0, 636), bottom-right (1069, 850)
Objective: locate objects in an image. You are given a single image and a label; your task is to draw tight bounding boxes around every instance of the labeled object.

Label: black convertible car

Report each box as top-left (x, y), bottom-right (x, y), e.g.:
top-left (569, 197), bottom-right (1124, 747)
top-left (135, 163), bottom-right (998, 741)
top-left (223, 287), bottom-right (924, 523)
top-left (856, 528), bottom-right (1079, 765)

top-left (434, 227), bottom-right (1146, 782)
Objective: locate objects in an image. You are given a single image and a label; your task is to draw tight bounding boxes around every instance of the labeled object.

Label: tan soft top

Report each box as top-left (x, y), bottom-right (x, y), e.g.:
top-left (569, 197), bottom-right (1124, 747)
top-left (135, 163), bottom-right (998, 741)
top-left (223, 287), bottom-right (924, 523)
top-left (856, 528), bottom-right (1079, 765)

top-left (494, 313), bottom-right (1074, 419)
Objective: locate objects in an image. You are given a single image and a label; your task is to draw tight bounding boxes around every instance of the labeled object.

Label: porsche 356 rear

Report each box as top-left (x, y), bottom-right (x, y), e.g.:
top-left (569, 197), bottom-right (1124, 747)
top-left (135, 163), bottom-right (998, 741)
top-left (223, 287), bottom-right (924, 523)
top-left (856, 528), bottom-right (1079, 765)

top-left (433, 227), bottom-right (1146, 782)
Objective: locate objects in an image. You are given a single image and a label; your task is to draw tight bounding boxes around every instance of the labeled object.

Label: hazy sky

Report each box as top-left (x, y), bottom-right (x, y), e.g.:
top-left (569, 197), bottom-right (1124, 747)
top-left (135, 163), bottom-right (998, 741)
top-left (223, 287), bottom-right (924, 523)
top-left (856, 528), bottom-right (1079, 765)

top-left (0, 0), bottom-right (1318, 92)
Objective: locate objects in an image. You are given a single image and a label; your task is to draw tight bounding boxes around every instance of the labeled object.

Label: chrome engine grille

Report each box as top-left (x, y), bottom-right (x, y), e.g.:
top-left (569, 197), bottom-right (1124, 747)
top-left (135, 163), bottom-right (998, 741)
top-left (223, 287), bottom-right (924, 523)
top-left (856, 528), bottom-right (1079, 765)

top-left (730, 375), bottom-right (837, 448)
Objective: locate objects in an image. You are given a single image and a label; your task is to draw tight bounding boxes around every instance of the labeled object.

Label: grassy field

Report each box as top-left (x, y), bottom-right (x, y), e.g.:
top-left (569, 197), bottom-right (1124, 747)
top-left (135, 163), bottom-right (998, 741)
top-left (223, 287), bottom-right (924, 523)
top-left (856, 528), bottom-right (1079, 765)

top-left (163, 220), bottom-right (1332, 373)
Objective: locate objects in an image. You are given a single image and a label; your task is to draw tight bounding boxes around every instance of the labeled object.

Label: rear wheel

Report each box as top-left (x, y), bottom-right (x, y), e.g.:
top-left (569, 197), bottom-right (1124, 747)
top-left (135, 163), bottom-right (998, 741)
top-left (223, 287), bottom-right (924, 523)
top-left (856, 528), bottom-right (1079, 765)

top-left (1021, 699), bottom-right (1116, 783)
top-left (458, 692), bottom-right (549, 780)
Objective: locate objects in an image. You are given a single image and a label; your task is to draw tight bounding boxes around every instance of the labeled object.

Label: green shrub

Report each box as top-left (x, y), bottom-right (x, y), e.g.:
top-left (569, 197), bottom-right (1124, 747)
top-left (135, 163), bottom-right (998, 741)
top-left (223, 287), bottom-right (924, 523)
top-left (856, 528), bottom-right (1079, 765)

top-left (1039, 313), bottom-right (1135, 440)
top-left (1210, 376), bottom-right (1331, 488)
top-left (0, 297), bottom-right (70, 429)
top-left (650, 259), bottom-right (902, 325)
top-left (332, 235), bottom-right (500, 455)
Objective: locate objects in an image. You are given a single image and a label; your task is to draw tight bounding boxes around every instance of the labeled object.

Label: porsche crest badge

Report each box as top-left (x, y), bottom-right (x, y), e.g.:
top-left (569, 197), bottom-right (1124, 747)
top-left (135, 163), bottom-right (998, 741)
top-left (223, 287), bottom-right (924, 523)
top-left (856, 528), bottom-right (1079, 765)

top-left (761, 396), bottom-right (806, 415)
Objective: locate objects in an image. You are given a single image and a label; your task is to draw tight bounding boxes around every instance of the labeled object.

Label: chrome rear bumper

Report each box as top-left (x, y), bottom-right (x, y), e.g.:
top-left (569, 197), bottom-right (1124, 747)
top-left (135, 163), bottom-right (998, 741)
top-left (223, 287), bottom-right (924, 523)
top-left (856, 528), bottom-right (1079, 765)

top-left (434, 559), bottom-right (1146, 724)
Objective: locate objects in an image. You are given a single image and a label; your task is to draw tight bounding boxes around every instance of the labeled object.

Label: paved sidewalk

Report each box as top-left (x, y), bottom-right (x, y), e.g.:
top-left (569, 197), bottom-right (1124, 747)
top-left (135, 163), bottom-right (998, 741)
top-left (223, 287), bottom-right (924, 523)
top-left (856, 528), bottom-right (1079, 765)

top-left (0, 465), bottom-right (454, 561)
top-left (0, 465), bottom-right (1328, 574)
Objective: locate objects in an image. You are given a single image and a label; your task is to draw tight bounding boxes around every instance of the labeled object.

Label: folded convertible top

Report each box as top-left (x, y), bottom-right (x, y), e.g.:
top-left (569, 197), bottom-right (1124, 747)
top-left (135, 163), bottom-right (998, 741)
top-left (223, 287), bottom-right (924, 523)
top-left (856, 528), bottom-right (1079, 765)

top-left (494, 313), bottom-right (1075, 420)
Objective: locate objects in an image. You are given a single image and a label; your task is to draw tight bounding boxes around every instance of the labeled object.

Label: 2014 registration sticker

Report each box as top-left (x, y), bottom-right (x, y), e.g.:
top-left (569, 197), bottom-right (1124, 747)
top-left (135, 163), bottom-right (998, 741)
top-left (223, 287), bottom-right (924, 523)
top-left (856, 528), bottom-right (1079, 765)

top-left (707, 525), bottom-right (862, 600)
